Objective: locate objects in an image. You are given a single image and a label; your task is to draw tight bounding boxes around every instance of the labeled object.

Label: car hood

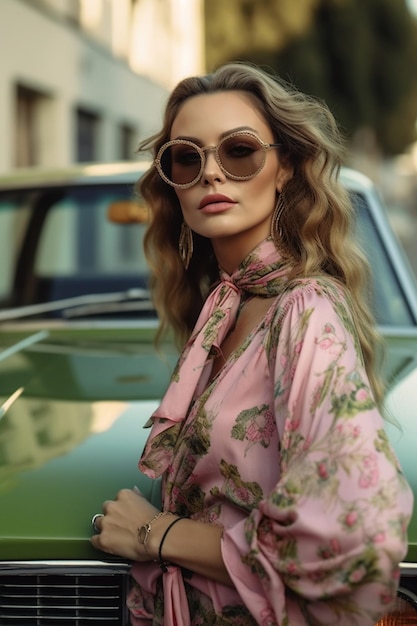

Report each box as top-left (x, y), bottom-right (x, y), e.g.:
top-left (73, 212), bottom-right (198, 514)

top-left (0, 327), bottom-right (416, 563)
top-left (0, 327), bottom-right (175, 560)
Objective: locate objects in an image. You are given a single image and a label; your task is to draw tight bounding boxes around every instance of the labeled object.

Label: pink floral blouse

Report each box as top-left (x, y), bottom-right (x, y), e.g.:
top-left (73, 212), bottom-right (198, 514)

top-left (128, 243), bottom-right (413, 626)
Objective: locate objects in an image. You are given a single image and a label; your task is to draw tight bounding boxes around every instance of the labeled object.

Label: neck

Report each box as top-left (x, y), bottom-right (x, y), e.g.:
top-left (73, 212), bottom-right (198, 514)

top-left (212, 232), bottom-right (269, 274)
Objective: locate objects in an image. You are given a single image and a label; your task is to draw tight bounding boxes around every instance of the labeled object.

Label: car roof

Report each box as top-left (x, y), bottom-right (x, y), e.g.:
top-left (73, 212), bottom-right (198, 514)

top-left (0, 161), bottom-right (152, 190)
top-left (0, 161), bottom-right (369, 192)
top-left (339, 167), bottom-right (375, 193)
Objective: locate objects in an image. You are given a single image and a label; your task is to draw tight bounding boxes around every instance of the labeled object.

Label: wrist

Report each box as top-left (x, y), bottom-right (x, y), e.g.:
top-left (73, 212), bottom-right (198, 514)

top-left (137, 511), bottom-right (173, 556)
top-left (156, 516), bottom-right (187, 572)
top-left (144, 514), bottom-right (188, 571)
top-left (140, 512), bottom-right (176, 559)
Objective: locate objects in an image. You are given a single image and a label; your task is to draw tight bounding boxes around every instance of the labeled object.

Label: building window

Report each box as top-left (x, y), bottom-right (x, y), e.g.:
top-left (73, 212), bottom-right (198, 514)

top-left (76, 108), bottom-right (100, 162)
top-left (15, 85), bottom-right (42, 167)
top-left (119, 123), bottom-right (137, 160)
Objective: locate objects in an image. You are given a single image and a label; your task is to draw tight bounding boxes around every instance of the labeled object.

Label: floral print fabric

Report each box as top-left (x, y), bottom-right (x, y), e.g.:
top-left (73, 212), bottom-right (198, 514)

top-left (129, 239), bottom-right (413, 625)
top-left (139, 239), bottom-right (293, 479)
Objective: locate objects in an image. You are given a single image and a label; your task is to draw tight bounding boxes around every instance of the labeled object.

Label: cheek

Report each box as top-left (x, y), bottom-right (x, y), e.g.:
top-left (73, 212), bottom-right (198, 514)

top-left (174, 190), bottom-right (191, 212)
top-left (247, 172), bottom-right (278, 206)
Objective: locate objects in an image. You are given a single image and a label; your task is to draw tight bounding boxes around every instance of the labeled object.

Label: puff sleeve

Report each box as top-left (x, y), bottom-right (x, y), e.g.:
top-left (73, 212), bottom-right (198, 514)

top-left (221, 281), bottom-right (413, 626)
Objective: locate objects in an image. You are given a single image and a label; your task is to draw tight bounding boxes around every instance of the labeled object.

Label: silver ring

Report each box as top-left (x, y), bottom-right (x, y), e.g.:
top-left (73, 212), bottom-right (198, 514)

top-left (91, 513), bottom-right (103, 533)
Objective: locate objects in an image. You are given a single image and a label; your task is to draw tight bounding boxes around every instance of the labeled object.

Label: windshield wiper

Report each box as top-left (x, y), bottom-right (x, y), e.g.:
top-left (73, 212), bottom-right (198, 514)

top-left (0, 289), bottom-right (151, 322)
top-left (63, 298), bottom-right (154, 318)
top-left (0, 387), bottom-right (24, 420)
top-left (0, 330), bottom-right (49, 360)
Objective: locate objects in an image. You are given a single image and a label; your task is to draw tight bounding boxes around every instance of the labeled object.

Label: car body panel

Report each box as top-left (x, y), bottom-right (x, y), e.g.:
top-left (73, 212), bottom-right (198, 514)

top-left (0, 325), bottom-right (173, 559)
top-left (386, 364), bottom-right (417, 562)
top-left (0, 396), bottom-right (160, 560)
top-left (0, 326), bottom-right (177, 401)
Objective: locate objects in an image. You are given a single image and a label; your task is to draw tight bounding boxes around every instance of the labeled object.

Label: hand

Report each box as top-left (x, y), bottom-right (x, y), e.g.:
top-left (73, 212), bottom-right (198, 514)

top-left (90, 487), bottom-right (160, 561)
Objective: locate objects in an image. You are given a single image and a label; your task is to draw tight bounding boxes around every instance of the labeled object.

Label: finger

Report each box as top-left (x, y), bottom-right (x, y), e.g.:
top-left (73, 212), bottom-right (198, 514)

top-left (102, 499), bottom-right (113, 513)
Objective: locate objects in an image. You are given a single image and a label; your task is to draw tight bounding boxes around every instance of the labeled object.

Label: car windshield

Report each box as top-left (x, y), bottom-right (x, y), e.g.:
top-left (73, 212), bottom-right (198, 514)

top-left (352, 191), bottom-right (414, 326)
top-left (0, 181), bottom-right (414, 326)
top-left (0, 183), bottom-right (151, 318)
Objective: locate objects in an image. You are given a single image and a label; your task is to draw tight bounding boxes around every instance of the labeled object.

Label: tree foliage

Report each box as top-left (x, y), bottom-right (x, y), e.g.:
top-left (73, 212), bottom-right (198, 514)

top-left (205, 0), bottom-right (417, 154)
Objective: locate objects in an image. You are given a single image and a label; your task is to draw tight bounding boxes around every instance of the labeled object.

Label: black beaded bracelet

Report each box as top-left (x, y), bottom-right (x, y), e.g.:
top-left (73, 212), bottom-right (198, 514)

top-left (157, 516), bottom-right (187, 573)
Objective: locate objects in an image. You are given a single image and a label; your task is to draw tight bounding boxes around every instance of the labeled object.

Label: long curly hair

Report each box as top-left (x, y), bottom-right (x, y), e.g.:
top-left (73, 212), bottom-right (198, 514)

top-left (136, 62), bottom-right (384, 408)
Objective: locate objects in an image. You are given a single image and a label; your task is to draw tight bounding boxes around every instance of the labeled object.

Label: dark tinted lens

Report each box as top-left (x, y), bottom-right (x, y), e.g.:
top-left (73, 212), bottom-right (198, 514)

top-left (160, 142), bottom-right (202, 185)
top-left (219, 134), bottom-right (265, 178)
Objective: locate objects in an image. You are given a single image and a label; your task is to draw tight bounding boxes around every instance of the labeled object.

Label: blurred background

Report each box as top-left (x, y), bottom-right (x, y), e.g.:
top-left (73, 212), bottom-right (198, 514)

top-left (1, 0), bottom-right (417, 273)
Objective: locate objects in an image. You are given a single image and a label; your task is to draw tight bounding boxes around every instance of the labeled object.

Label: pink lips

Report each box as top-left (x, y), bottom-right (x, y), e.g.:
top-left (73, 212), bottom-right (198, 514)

top-left (198, 193), bottom-right (237, 213)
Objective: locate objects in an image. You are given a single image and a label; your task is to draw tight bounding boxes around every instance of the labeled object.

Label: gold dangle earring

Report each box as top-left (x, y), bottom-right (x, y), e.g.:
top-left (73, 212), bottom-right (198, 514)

top-left (179, 222), bottom-right (193, 269)
top-left (271, 190), bottom-right (287, 246)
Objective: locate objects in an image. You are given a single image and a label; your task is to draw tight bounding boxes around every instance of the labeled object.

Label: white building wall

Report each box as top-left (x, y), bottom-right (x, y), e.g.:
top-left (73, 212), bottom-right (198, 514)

top-left (0, 0), bottom-right (205, 173)
top-left (130, 0), bottom-right (205, 89)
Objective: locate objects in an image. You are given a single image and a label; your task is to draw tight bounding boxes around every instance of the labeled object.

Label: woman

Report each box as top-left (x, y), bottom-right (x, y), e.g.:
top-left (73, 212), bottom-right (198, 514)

top-left (91, 63), bottom-right (413, 625)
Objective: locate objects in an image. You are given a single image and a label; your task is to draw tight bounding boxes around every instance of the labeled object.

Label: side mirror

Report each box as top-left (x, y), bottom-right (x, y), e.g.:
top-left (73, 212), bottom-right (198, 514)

top-left (107, 200), bottom-right (149, 224)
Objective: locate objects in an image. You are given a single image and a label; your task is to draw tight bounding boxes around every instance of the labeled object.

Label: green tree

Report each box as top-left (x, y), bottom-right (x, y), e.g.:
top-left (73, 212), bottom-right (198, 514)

top-left (205, 0), bottom-right (319, 71)
top-left (205, 0), bottom-right (417, 154)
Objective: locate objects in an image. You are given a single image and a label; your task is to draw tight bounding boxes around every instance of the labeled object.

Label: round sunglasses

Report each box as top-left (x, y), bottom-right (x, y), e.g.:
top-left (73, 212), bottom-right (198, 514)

top-left (154, 130), bottom-right (281, 189)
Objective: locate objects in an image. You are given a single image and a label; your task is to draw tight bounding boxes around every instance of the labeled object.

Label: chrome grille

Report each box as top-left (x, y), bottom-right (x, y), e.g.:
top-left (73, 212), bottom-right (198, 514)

top-left (0, 573), bottom-right (129, 625)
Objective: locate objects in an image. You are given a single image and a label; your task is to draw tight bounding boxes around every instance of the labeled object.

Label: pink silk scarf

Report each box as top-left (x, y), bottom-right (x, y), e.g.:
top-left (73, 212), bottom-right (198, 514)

top-left (139, 237), bottom-right (292, 480)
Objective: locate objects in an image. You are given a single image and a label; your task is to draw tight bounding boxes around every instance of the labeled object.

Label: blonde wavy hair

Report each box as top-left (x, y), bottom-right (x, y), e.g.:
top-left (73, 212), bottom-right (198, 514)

top-left (136, 62), bottom-right (385, 408)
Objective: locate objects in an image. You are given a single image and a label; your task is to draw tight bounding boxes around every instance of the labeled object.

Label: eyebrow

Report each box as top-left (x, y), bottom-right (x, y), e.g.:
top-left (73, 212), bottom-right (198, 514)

top-left (172, 126), bottom-right (260, 144)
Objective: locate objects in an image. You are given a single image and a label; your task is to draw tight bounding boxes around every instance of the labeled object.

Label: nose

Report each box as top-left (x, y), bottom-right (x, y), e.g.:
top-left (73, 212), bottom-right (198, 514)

top-left (201, 148), bottom-right (226, 186)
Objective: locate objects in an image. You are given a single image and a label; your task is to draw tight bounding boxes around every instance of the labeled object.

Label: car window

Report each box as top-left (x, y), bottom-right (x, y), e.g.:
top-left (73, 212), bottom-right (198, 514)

top-left (35, 186), bottom-right (148, 290)
top-left (353, 191), bottom-right (414, 326)
top-left (0, 184), bottom-right (149, 312)
top-left (0, 193), bottom-right (33, 304)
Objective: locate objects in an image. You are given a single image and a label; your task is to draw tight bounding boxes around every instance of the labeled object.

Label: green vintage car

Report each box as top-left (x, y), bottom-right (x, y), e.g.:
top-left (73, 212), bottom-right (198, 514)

top-left (0, 163), bottom-right (416, 625)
